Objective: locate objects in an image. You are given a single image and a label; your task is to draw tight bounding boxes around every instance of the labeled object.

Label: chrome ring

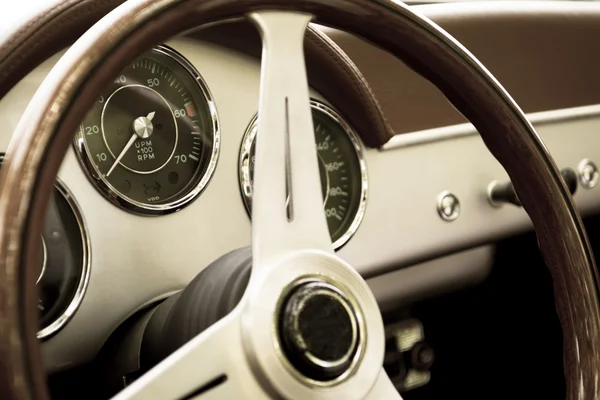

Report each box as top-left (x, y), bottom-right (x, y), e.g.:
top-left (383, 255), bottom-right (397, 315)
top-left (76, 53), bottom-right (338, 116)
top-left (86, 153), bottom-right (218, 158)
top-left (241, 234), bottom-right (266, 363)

top-left (286, 283), bottom-right (359, 370)
top-left (37, 178), bottom-right (92, 340)
top-left (36, 236), bottom-right (47, 285)
top-left (73, 44), bottom-right (220, 216)
top-left (0, 156), bottom-right (89, 336)
top-left (271, 274), bottom-right (367, 389)
top-left (239, 99), bottom-right (368, 250)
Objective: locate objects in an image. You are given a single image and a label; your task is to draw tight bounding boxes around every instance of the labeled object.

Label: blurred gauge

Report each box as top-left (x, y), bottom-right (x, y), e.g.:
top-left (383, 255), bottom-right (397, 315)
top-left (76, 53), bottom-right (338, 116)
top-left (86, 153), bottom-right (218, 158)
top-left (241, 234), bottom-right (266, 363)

top-left (239, 100), bottom-right (368, 250)
top-left (37, 179), bottom-right (90, 339)
top-left (74, 45), bottom-right (219, 215)
top-left (0, 155), bottom-right (90, 339)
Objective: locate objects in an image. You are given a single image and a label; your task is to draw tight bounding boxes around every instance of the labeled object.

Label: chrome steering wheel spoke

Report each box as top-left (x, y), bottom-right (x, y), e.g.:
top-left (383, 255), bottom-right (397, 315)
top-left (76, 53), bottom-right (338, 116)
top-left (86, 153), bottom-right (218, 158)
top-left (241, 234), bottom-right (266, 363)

top-left (111, 11), bottom-right (391, 400)
top-left (249, 11), bottom-right (334, 270)
top-left (112, 309), bottom-right (264, 399)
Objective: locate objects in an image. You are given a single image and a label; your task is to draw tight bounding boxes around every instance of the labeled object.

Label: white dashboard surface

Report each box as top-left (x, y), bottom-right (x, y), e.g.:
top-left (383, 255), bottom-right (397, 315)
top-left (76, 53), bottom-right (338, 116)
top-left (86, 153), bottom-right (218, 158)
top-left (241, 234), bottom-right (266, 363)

top-left (1, 34), bottom-right (599, 371)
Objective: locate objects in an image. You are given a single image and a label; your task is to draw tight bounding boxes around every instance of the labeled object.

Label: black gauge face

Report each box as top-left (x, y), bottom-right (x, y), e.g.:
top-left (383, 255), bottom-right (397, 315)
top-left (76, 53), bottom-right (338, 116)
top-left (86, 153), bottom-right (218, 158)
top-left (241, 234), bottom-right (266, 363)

top-left (239, 101), bottom-right (368, 249)
top-left (37, 183), bottom-right (89, 338)
top-left (0, 155), bottom-right (87, 339)
top-left (75, 45), bottom-right (219, 214)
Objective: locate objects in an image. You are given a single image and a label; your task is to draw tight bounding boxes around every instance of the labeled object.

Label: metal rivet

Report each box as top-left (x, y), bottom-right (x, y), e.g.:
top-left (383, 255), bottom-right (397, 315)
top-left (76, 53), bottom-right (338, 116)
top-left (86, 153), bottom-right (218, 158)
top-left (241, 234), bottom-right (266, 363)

top-left (578, 159), bottom-right (599, 189)
top-left (437, 191), bottom-right (460, 221)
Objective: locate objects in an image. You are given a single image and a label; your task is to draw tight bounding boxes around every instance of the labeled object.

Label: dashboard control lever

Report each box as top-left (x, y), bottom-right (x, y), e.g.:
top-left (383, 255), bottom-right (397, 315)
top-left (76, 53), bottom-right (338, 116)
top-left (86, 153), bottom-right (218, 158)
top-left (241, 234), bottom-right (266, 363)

top-left (488, 167), bottom-right (578, 207)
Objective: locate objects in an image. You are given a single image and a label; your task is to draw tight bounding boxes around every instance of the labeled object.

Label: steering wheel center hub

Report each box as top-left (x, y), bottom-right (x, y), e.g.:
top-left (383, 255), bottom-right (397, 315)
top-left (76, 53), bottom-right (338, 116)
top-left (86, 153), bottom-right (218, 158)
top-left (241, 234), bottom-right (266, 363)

top-left (279, 281), bottom-right (359, 382)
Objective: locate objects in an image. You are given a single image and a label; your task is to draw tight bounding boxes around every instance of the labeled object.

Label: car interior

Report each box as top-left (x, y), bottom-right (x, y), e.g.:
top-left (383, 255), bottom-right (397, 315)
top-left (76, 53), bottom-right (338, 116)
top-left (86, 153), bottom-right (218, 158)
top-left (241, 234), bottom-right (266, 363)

top-left (0, 0), bottom-right (599, 399)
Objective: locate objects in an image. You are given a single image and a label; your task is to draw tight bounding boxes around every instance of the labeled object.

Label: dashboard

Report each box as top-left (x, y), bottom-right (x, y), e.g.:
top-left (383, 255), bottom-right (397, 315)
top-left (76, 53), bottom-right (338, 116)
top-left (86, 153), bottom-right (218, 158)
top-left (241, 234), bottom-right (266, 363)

top-left (2, 0), bottom-right (600, 379)
top-left (0, 36), bottom-right (389, 372)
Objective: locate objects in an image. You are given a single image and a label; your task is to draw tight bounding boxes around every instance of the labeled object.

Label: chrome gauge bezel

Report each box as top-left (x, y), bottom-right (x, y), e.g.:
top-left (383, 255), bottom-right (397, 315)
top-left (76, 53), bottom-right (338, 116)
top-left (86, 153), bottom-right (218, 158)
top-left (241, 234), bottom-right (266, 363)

top-left (0, 154), bottom-right (89, 339)
top-left (239, 100), bottom-right (368, 250)
top-left (73, 44), bottom-right (220, 216)
top-left (38, 178), bottom-right (92, 340)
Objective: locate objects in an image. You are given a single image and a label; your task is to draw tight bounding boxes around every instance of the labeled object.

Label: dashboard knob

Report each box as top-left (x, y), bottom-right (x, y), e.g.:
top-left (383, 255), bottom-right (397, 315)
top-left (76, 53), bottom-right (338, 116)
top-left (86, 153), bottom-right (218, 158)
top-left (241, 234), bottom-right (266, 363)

top-left (578, 159), bottom-right (600, 189)
top-left (488, 167), bottom-right (578, 207)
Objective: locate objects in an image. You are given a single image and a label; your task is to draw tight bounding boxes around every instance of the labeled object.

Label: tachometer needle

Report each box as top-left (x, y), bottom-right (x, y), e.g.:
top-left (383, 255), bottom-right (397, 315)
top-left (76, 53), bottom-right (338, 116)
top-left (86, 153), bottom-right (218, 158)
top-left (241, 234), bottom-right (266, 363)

top-left (106, 133), bottom-right (138, 177)
top-left (106, 111), bottom-right (156, 177)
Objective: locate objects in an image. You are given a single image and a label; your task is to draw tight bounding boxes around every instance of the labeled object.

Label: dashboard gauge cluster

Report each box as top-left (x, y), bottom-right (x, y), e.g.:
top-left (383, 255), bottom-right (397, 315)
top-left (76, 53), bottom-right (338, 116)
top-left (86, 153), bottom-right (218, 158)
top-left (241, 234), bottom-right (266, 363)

top-left (74, 44), bottom-right (367, 248)
top-left (239, 100), bottom-right (368, 250)
top-left (74, 45), bottom-right (220, 215)
top-left (0, 155), bottom-right (90, 339)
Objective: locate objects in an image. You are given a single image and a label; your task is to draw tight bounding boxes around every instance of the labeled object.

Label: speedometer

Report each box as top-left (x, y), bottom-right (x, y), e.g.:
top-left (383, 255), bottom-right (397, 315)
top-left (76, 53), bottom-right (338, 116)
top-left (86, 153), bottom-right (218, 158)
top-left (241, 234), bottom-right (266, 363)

top-left (239, 100), bottom-right (368, 250)
top-left (74, 45), bottom-right (219, 215)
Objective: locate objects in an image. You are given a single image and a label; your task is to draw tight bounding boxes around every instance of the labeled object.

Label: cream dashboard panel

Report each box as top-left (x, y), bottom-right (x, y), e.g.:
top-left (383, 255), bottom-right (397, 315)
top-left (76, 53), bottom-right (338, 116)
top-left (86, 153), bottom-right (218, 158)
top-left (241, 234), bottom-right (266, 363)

top-left (1, 35), bottom-right (600, 371)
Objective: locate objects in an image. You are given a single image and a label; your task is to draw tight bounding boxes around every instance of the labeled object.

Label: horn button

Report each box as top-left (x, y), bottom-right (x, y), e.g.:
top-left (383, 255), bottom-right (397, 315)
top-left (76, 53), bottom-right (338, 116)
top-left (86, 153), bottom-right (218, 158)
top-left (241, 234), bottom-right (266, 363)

top-left (279, 281), bottom-right (360, 381)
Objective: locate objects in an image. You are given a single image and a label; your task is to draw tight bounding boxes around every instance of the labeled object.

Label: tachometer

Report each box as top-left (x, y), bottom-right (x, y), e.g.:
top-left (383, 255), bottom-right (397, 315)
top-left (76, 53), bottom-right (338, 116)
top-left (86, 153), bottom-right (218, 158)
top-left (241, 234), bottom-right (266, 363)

top-left (74, 45), bottom-right (219, 215)
top-left (239, 100), bottom-right (368, 250)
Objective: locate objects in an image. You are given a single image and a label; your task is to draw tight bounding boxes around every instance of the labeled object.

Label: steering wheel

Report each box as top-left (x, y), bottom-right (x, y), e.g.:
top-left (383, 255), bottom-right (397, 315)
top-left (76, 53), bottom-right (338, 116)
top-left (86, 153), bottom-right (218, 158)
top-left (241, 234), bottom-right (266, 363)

top-left (0, 0), bottom-right (599, 399)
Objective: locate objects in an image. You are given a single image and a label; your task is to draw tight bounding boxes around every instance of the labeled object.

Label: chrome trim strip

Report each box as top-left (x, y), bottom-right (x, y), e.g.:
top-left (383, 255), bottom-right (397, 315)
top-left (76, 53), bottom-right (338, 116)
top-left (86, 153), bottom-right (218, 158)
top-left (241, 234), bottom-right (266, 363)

top-left (381, 104), bottom-right (600, 151)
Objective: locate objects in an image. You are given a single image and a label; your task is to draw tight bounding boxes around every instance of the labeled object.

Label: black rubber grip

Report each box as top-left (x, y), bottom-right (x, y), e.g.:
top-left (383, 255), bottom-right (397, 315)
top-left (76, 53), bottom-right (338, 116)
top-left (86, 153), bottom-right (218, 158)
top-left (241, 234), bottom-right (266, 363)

top-left (140, 247), bottom-right (251, 370)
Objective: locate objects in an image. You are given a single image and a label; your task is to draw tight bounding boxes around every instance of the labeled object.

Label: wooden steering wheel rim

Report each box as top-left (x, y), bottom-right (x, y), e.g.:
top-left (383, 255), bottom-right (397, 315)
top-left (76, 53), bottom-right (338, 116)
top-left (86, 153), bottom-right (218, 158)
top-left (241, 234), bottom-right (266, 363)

top-left (0, 0), bottom-right (598, 399)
